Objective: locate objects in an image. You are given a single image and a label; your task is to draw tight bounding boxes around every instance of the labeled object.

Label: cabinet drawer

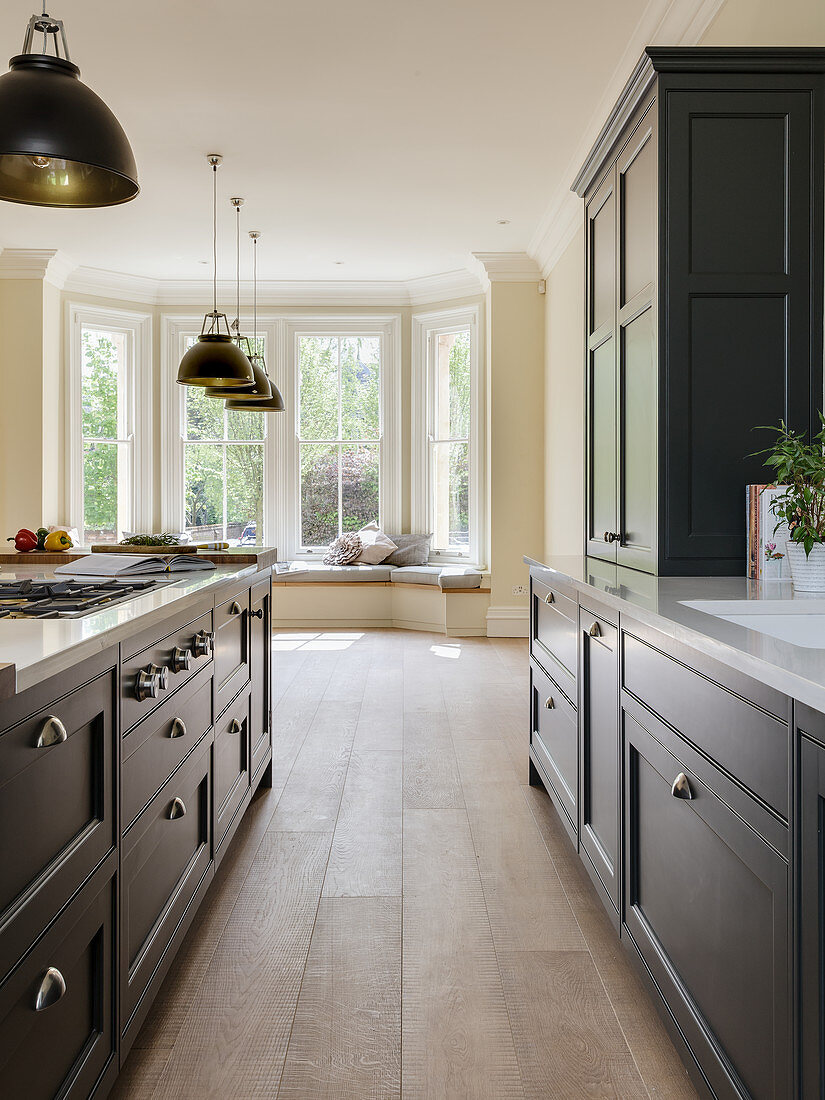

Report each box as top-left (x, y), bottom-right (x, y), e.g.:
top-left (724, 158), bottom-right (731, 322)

top-left (0, 667), bottom-right (115, 982)
top-left (121, 609), bottom-right (214, 732)
top-left (214, 587), bottom-right (250, 716)
top-left (214, 686), bottom-right (251, 852)
top-left (0, 862), bottom-right (115, 1100)
top-left (531, 578), bottom-right (577, 702)
top-left (121, 736), bottom-right (212, 1031)
top-left (622, 630), bottom-right (789, 817)
top-left (530, 658), bottom-right (577, 831)
top-left (623, 709), bottom-right (790, 1100)
top-left (122, 663), bottom-right (213, 829)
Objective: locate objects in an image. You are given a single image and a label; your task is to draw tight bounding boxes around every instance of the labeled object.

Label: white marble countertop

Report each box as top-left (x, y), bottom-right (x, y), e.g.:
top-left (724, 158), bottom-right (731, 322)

top-left (0, 561), bottom-right (266, 697)
top-left (525, 555), bottom-right (825, 713)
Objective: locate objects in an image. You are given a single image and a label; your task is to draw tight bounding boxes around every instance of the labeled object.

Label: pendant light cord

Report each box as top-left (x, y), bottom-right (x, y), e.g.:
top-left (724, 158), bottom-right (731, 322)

top-left (211, 161), bottom-right (218, 320)
top-left (253, 236), bottom-right (258, 347)
top-left (236, 200), bottom-right (240, 335)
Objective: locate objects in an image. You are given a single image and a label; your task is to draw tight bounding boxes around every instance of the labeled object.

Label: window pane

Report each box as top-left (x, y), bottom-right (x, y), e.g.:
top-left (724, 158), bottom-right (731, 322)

top-left (185, 443), bottom-right (224, 534)
top-left (83, 441), bottom-right (124, 542)
top-left (226, 444), bottom-right (264, 540)
top-left (341, 336), bottom-right (380, 440)
top-left (435, 330), bottom-right (470, 440)
top-left (186, 384), bottom-right (225, 441)
top-left (226, 406), bottom-right (265, 441)
top-left (299, 337), bottom-right (339, 440)
top-left (81, 329), bottom-right (124, 438)
top-left (432, 441), bottom-right (469, 553)
top-left (301, 443), bottom-right (339, 547)
top-left (341, 444), bottom-right (380, 532)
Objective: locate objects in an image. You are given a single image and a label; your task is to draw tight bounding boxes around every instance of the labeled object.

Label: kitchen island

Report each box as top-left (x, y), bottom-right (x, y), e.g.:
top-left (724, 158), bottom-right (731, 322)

top-left (0, 554), bottom-right (274, 1099)
top-left (525, 554), bottom-right (825, 1100)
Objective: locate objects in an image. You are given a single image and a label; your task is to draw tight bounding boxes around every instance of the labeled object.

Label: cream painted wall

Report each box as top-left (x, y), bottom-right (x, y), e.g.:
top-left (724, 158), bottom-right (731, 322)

top-left (487, 279), bottom-right (545, 618)
top-left (701, 0), bottom-right (825, 44)
top-left (0, 278), bottom-right (62, 536)
top-left (543, 229), bottom-right (584, 556)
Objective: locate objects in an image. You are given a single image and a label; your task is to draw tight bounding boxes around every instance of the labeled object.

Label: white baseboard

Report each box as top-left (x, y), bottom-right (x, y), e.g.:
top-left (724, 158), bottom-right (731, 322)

top-left (486, 605), bottom-right (529, 638)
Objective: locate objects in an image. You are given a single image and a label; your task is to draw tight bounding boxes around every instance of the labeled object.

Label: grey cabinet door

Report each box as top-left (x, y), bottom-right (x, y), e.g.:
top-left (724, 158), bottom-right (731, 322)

top-left (616, 105), bottom-right (657, 574)
top-left (623, 709), bottom-right (790, 1100)
top-left (585, 169), bottom-right (618, 562)
top-left (579, 607), bottom-right (619, 917)
top-left (801, 731), bottom-right (825, 1098)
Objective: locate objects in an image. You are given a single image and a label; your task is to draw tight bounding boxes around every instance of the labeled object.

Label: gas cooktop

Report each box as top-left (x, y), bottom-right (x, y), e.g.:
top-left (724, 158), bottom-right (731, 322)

top-left (0, 578), bottom-right (170, 619)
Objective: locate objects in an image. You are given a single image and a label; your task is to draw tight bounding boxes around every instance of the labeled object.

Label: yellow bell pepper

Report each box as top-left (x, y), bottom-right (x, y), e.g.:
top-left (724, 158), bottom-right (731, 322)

top-left (44, 530), bottom-right (73, 551)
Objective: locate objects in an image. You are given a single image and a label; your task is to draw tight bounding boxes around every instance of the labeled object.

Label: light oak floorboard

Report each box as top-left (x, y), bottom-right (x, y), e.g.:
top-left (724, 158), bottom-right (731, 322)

top-left (116, 629), bottom-right (694, 1100)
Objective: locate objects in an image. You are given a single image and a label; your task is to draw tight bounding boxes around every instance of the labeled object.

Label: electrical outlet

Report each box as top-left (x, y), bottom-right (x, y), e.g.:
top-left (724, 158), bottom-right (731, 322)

top-left (512, 584), bottom-right (528, 597)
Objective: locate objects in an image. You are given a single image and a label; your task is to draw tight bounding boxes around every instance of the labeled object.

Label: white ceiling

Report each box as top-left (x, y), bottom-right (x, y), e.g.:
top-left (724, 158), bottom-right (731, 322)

top-left (0, 0), bottom-right (655, 281)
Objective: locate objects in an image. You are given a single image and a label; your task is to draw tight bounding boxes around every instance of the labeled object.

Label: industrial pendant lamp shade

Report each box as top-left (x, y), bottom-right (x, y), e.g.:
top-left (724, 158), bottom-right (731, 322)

top-left (177, 156), bottom-right (255, 389)
top-left (225, 230), bottom-right (286, 413)
top-left (0, 11), bottom-right (138, 207)
top-left (207, 198), bottom-right (273, 401)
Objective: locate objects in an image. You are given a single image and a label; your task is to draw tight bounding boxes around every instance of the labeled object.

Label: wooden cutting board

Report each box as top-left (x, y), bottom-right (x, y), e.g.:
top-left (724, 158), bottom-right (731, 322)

top-left (90, 544), bottom-right (199, 554)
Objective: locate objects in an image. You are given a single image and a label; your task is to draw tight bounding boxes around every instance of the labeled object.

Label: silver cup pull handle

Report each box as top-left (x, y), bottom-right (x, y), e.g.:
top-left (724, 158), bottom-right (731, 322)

top-left (229, 601), bottom-right (243, 616)
top-left (169, 797), bottom-right (187, 820)
top-left (671, 773), bottom-right (694, 800)
top-left (589, 621), bottom-right (601, 638)
top-left (229, 718), bottom-right (242, 734)
top-left (544, 697), bottom-right (555, 710)
top-left (35, 966), bottom-right (66, 1011)
top-left (169, 718), bottom-right (186, 739)
top-left (544, 591), bottom-right (555, 605)
top-left (36, 715), bottom-right (68, 748)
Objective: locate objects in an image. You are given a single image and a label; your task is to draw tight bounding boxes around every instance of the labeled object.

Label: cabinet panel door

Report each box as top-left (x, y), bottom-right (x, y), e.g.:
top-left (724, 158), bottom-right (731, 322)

top-left (249, 579), bottom-right (271, 783)
top-left (663, 87), bottom-right (819, 572)
top-left (624, 710), bottom-right (790, 1100)
top-left (620, 120), bottom-right (656, 307)
top-left (214, 587), bottom-right (251, 716)
top-left (617, 303), bottom-right (656, 572)
top-left (530, 659), bottom-right (577, 837)
top-left (589, 179), bottom-right (615, 335)
top-left (579, 608), bottom-right (619, 915)
top-left (801, 733), bottom-right (825, 1098)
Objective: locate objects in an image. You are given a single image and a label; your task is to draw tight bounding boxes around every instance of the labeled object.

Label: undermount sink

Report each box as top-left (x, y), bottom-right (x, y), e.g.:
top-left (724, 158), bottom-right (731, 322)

top-left (681, 600), bottom-right (825, 649)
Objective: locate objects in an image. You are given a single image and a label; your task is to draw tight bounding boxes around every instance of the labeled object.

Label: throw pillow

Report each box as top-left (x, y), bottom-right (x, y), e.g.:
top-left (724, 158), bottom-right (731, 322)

top-left (324, 533), bottom-right (363, 565)
top-left (354, 522), bottom-right (398, 564)
top-left (384, 532), bottom-right (432, 566)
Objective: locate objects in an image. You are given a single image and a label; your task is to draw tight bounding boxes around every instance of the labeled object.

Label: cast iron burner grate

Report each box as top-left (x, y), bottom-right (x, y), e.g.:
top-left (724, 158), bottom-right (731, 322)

top-left (0, 577), bottom-right (169, 619)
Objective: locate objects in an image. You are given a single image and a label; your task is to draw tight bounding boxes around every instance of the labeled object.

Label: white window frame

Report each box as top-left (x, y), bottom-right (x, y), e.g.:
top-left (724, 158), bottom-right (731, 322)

top-left (412, 305), bottom-right (484, 567)
top-left (160, 314), bottom-right (279, 542)
top-left (66, 303), bottom-right (153, 540)
top-left (278, 316), bottom-right (402, 560)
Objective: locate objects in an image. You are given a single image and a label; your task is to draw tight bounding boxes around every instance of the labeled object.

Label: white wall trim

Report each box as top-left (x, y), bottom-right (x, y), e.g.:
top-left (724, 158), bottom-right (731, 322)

top-left (63, 265), bottom-right (484, 309)
top-left (485, 605), bottom-right (530, 638)
top-left (0, 248), bottom-right (76, 288)
top-left (469, 252), bottom-right (543, 286)
top-left (65, 301), bottom-right (153, 537)
top-left (528, 0), bottom-right (725, 275)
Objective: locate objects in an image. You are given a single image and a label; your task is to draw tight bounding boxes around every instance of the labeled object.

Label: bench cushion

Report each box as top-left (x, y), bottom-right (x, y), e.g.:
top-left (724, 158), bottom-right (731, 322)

top-left (391, 566), bottom-right (482, 589)
top-left (275, 563), bottom-right (395, 582)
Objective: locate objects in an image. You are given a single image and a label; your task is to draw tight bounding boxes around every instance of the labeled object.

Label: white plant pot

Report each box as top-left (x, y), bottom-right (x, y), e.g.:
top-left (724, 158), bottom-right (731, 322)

top-left (785, 540), bottom-right (825, 591)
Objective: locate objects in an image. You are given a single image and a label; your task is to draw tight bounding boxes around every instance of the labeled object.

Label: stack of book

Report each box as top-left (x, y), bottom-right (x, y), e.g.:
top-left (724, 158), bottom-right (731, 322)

top-left (746, 484), bottom-right (790, 581)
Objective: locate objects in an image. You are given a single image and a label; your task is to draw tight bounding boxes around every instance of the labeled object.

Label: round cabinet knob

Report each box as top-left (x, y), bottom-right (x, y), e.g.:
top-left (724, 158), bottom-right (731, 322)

top-left (192, 630), bottom-right (213, 657)
top-left (171, 647), bottom-right (192, 673)
top-left (149, 663), bottom-right (169, 691)
top-left (135, 667), bottom-right (160, 702)
top-left (250, 607), bottom-right (264, 619)
top-left (605, 532), bottom-right (621, 544)
top-left (35, 715), bottom-right (68, 748)
top-left (34, 966), bottom-right (66, 1012)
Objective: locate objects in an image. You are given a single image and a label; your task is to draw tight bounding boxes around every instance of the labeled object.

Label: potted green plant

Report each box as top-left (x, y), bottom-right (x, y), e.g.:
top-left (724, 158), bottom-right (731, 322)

top-left (754, 413), bottom-right (825, 590)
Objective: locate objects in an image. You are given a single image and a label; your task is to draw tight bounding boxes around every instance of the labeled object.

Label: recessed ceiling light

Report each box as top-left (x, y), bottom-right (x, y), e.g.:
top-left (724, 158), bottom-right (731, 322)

top-left (333, 260), bottom-right (345, 265)
top-left (497, 219), bottom-right (510, 225)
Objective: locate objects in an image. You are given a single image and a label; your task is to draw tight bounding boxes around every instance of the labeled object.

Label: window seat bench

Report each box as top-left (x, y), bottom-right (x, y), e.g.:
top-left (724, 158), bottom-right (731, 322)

top-left (272, 562), bottom-right (491, 635)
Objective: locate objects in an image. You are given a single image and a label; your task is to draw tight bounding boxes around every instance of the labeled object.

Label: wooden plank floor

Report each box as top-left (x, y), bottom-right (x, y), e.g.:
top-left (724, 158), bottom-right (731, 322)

top-left (112, 628), bottom-right (696, 1100)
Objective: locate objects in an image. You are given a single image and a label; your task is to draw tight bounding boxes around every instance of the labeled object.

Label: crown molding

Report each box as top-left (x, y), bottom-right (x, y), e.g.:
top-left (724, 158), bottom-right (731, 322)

top-left (0, 248), bottom-right (77, 288)
top-left (60, 264), bottom-right (483, 309)
top-left (469, 252), bottom-right (542, 291)
top-left (528, 0), bottom-right (725, 276)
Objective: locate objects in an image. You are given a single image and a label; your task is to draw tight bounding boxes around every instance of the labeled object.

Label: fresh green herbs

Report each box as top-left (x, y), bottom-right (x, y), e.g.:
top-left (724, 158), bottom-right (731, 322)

top-left (119, 533), bottom-right (182, 546)
top-left (753, 413), bottom-right (825, 557)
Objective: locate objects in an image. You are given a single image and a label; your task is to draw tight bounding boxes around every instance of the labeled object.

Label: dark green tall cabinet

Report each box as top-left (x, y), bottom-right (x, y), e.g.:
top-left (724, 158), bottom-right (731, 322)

top-left (575, 48), bottom-right (825, 576)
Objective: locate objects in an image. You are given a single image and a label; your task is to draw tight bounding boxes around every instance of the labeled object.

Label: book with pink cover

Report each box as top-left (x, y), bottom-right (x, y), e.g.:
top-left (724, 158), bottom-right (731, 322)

top-left (745, 485), bottom-right (790, 581)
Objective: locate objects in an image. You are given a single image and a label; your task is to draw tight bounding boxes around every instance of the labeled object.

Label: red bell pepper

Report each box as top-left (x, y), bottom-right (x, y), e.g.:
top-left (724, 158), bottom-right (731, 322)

top-left (7, 529), bottom-right (38, 552)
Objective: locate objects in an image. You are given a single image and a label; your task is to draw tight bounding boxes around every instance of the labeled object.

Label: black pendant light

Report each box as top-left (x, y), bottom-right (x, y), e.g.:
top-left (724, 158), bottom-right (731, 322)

top-left (0, 6), bottom-right (138, 207)
top-left (226, 231), bottom-right (285, 412)
top-left (177, 156), bottom-right (255, 389)
top-left (206, 197), bottom-right (273, 401)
